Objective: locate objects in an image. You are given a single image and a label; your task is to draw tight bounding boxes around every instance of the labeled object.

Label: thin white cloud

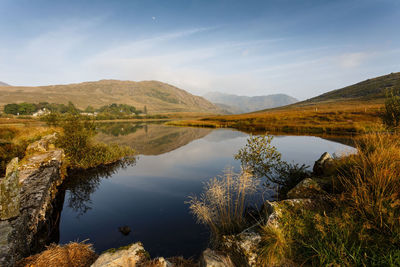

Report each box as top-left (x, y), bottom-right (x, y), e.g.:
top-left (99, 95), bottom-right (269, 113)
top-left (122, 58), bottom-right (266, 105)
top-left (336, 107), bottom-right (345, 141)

top-left (338, 52), bottom-right (369, 68)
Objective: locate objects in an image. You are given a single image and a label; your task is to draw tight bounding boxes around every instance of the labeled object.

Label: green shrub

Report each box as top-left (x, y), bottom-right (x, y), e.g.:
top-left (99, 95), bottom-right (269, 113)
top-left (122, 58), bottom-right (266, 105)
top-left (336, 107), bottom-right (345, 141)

top-left (382, 89), bottom-right (400, 129)
top-left (234, 134), bottom-right (281, 181)
top-left (53, 114), bottom-right (135, 169)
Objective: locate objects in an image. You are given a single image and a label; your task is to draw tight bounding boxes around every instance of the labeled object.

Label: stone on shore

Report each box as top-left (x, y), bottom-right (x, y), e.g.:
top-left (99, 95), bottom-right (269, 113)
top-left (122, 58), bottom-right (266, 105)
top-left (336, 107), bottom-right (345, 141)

top-left (200, 248), bottom-right (234, 267)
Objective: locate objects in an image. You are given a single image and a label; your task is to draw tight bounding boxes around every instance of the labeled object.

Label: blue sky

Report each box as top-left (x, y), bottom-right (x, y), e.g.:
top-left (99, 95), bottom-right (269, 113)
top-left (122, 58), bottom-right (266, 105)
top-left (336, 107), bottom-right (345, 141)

top-left (0, 0), bottom-right (399, 99)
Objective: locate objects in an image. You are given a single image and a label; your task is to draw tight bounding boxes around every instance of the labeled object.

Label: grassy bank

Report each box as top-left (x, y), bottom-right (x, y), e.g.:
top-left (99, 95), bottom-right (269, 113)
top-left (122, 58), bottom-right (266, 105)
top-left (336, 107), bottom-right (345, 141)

top-left (0, 114), bottom-right (136, 176)
top-left (188, 132), bottom-right (400, 266)
top-left (168, 101), bottom-right (385, 134)
top-left (259, 133), bottom-right (400, 266)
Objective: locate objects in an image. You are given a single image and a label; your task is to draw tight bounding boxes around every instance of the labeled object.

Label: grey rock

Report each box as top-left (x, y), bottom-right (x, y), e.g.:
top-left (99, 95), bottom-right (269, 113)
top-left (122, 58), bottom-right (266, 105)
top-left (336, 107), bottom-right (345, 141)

top-left (0, 158), bottom-right (20, 220)
top-left (313, 152), bottom-right (334, 176)
top-left (91, 242), bottom-right (148, 267)
top-left (286, 178), bottom-right (326, 199)
top-left (223, 231), bottom-right (262, 267)
top-left (201, 248), bottom-right (234, 267)
top-left (0, 135), bottom-right (65, 266)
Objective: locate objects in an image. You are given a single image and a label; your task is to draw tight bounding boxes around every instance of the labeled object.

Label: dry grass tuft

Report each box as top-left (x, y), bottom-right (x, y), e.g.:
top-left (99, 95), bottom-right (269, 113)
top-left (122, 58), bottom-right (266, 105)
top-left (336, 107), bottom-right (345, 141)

top-left (187, 168), bottom-right (259, 243)
top-left (16, 242), bottom-right (98, 267)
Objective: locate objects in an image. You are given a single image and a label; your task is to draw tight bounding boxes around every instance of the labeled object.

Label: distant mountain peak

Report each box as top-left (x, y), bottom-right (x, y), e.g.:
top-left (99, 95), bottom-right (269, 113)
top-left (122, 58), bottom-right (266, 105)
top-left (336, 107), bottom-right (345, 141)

top-left (0, 81), bottom-right (10, 86)
top-left (203, 92), bottom-right (298, 113)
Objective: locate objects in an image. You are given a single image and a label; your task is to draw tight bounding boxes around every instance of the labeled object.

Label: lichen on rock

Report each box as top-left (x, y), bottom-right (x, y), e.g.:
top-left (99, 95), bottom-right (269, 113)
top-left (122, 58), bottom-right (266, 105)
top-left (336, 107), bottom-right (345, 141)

top-left (286, 177), bottom-right (326, 199)
top-left (0, 157), bottom-right (20, 220)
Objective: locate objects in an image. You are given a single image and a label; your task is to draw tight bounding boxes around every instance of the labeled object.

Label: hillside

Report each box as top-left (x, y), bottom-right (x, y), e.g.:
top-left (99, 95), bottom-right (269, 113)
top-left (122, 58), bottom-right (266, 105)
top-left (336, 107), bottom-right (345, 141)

top-left (203, 92), bottom-right (298, 113)
top-left (0, 80), bottom-right (221, 114)
top-left (0, 81), bottom-right (10, 86)
top-left (170, 72), bottom-right (399, 134)
top-left (300, 72), bottom-right (400, 105)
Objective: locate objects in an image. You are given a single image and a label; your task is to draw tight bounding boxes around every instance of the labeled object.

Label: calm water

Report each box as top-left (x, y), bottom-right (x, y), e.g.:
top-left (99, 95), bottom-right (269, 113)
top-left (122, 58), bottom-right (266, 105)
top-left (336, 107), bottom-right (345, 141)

top-left (58, 123), bottom-right (354, 258)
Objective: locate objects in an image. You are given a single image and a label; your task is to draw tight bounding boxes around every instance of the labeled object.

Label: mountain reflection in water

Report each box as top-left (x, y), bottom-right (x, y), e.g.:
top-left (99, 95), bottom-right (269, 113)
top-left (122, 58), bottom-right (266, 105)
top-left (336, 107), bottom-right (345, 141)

top-left (58, 123), bottom-right (355, 258)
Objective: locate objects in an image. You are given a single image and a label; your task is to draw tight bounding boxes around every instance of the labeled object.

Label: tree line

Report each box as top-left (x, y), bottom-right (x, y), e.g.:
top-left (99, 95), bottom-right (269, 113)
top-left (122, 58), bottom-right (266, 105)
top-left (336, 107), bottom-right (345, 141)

top-left (3, 101), bottom-right (144, 116)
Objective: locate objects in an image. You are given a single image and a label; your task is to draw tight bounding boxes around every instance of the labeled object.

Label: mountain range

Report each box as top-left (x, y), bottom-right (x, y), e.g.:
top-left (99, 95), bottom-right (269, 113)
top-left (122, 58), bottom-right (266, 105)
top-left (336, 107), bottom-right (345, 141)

top-left (0, 80), bottom-right (221, 114)
top-left (0, 81), bottom-right (10, 86)
top-left (203, 92), bottom-right (298, 113)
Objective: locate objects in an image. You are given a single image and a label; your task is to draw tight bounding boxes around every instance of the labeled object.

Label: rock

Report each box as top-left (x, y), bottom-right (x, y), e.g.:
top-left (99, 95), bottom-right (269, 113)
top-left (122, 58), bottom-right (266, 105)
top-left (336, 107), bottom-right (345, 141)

top-left (91, 243), bottom-right (149, 267)
top-left (263, 199), bottom-right (316, 227)
top-left (223, 231), bottom-right (261, 267)
top-left (286, 178), bottom-right (326, 199)
top-left (118, 225), bottom-right (131, 236)
top-left (153, 257), bottom-right (173, 267)
top-left (26, 133), bottom-right (57, 154)
top-left (200, 248), bottom-right (234, 267)
top-left (313, 152), bottom-right (334, 176)
top-left (0, 136), bottom-right (65, 266)
top-left (0, 158), bottom-right (20, 220)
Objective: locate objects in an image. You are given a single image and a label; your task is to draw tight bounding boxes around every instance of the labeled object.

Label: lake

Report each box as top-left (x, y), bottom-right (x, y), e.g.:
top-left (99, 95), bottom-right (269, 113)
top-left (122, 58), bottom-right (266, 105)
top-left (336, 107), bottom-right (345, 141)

top-left (57, 123), bottom-right (355, 259)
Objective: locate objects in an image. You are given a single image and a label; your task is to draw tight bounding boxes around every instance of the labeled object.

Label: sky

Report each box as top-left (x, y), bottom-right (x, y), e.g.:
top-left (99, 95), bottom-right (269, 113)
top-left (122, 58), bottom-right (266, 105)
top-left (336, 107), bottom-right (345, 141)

top-left (0, 0), bottom-right (399, 100)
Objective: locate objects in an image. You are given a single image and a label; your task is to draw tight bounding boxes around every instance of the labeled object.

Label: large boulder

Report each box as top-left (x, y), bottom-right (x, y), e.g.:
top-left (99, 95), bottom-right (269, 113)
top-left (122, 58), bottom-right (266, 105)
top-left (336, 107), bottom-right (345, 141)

top-left (91, 243), bottom-right (149, 267)
top-left (286, 178), bottom-right (326, 199)
top-left (0, 135), bottom-right (65, 266)
top-left (91, 242), bottom-right (173, 267)
top-left (26, 133), bottom-right (57, 154)
top-left (313, 152), bottom-right (334, 176)
top-left (200, 248), bottom-right (234, 267)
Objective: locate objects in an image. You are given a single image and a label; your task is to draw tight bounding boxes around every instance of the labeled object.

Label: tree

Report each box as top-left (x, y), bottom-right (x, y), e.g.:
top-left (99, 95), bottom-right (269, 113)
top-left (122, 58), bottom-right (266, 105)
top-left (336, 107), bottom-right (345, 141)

top-left (67, 101), bottom-right (80, 115)
top-left (4, 104), bottom-right (20, 115)
top-left (85, 106), bottom-right (95, 113)
top-left (382, 89), bottom-right (400, 129)
top-left (234, 134), bottom-right (281, 180)
top-left (144, 105), bottom-right (147, 114)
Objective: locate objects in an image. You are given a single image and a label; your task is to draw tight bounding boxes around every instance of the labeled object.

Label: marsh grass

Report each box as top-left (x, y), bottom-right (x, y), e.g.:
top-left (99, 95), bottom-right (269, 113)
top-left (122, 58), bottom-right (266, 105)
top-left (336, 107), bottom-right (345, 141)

top-left (168, 101), bottom-right (385, 134)
top-left (0, 126), bottom-right (56, 176)
top-left (187, 168), bottom-right (260, 244)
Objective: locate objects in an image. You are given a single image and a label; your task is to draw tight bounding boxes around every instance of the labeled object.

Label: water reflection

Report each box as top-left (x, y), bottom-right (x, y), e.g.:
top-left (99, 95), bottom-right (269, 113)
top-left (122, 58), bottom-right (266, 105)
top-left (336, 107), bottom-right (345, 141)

top-left (59, 124), bottom-right (355, 258)
top-left (63, 159), bottom-right (136, 216)
top-left (95, 122), bottom-right (212, 155)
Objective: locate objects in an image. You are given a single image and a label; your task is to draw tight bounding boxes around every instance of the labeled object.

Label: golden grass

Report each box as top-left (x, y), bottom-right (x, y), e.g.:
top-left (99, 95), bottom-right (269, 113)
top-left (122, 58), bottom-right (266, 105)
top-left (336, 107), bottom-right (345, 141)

top-left (258, 132), bottom-right (400, 266)
top-left (15, 242), bottom-right (98, 267)
top-left (187, 168), bottom-right (259, 243)
top-left (168, 101), bottom-right (385, 134)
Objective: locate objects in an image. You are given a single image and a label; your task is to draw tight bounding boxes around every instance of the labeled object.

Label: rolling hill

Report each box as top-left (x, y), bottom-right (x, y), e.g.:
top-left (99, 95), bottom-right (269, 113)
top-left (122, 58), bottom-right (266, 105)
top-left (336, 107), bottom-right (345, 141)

top-left (203, 92), bottom-right (298, 113)
top-left (0, 81), bottom-right (10, 86)
top-left (298, 72), bottom-right (400, 106)
top-left (0, 80), bottom-right (221, 114)
top-left (171, 72), bottom-right (400, 134)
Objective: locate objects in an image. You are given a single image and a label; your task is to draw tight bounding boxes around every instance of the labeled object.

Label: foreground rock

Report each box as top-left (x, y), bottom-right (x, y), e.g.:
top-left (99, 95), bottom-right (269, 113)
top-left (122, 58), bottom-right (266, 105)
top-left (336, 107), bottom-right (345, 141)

top-left (286, 178), bottom-right (326, 199)
top-left (0, 134), bottom-right (65, 266)
top-left (200, 248), bottom-right (234, 267)
top-left (313, 152), bottom-right (334, 176)
top-left (91, 242), bottom-right (173, 267)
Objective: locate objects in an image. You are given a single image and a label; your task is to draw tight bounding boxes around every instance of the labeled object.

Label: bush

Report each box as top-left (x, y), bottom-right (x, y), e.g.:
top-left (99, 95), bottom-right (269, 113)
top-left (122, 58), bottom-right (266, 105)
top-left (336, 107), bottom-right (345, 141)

top-left (234, 134), bottom-right (281, 181)
top-left (382, 89), bottom-right (400, 129)
top-left (53, 114), bottom-right (135, 169)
